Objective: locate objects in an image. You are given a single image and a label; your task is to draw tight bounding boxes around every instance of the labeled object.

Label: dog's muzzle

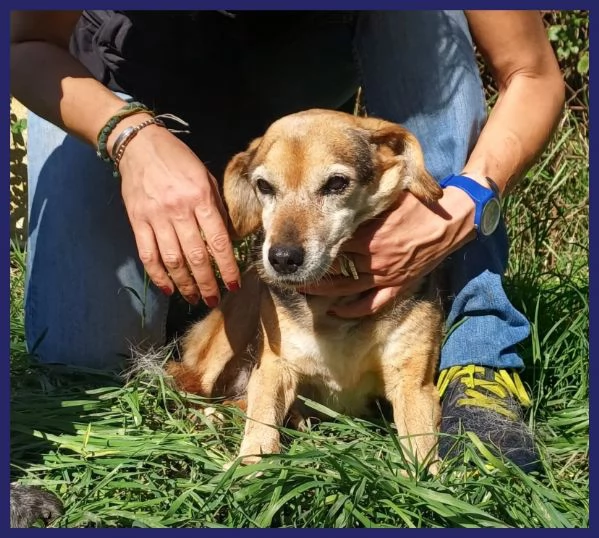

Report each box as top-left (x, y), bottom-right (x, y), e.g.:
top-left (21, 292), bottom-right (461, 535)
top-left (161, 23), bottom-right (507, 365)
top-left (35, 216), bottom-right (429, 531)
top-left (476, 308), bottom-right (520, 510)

top-left (268, 245), bottom-right (305, 275)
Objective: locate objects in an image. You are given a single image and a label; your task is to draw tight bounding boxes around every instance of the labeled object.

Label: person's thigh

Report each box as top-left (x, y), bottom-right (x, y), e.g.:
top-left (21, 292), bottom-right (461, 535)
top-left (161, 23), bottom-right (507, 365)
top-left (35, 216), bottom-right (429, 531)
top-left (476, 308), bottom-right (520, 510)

top-left (354, 10), bottom-right (486, 179)
top-left (354, 11), bottom-right (529, 369)
top-left (25, 106), bottom-right (169, 371)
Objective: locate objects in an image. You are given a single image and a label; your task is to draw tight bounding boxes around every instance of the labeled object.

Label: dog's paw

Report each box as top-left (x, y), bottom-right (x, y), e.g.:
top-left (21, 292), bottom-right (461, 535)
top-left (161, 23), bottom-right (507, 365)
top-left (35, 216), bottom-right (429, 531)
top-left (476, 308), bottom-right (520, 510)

top-left (428, 461), bottom-right (440, 476)
top-left (286, 408), bottom-right (310, 432)
top-left (223, 456), bottom-right (266, 480)
top-left (190, 400), bottom-right (248, 428)
top-left (396, 458), bottom-right (440, 479)
top-left (240, 454), bottom-right (263, 466)
top-left (223, 453), bottom-right (263, 472)
top-left (186, 407), bottom-right (226, 428)
top-left (203, 406), bottom-right (226, 425)
top-left (10, 484), bottom-right (64, 528)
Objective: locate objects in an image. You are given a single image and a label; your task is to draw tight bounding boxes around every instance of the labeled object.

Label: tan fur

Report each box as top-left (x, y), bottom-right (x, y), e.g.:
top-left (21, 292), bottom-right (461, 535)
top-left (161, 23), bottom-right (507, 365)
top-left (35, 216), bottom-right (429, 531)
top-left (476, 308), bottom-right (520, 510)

top-left (167, 109), bottom-right (444, 473)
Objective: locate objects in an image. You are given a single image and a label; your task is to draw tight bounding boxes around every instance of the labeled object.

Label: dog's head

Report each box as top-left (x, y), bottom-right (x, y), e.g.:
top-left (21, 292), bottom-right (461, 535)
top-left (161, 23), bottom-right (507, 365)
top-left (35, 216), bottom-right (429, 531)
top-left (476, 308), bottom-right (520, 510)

top-left (224, 109), bottom-right (442, 286)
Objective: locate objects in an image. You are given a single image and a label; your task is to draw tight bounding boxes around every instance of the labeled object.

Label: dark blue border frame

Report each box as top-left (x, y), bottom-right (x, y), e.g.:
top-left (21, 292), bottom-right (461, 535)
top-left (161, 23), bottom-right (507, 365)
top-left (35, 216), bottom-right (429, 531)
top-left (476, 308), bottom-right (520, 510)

top-left (1, 1), bottom-right (595, 9)
top-left (4, 1), bottom-right (593, 534)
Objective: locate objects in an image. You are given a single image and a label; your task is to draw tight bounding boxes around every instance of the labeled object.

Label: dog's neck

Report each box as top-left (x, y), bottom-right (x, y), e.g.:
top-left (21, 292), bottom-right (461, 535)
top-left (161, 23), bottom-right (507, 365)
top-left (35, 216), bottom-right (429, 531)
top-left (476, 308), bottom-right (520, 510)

top-left (265, 284), bottom-right (373, 328)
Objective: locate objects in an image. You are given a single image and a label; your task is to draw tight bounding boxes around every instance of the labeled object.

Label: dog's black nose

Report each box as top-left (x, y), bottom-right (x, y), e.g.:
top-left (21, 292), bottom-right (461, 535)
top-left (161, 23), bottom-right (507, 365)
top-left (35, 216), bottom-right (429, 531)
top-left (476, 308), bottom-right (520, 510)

top-left (268, 245), bottom-right (305, 274)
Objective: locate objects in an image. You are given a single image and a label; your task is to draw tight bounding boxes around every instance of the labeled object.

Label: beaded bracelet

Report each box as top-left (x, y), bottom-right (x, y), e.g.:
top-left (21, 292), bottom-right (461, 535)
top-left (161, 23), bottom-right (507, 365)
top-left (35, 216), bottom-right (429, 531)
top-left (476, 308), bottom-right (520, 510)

top-left (111, 117), bottom-right (166, 178)
top-left (96, 101), bottom-right (153, 162)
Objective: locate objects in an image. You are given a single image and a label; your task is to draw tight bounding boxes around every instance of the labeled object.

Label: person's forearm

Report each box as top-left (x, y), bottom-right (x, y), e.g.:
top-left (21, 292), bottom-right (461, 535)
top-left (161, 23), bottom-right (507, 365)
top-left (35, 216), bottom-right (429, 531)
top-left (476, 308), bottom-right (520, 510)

top-left (463, 10), bottom-right (566, 196)
top-left (11, 41), bottom-right (129, 150)
top-left (462, 70), bottom-right (565, 195)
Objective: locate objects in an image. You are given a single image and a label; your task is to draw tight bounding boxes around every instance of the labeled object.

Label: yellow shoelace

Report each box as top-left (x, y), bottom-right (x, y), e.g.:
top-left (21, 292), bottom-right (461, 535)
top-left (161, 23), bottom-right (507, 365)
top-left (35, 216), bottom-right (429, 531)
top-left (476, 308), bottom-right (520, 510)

top-left (437, 365), bottom-right (532, 420)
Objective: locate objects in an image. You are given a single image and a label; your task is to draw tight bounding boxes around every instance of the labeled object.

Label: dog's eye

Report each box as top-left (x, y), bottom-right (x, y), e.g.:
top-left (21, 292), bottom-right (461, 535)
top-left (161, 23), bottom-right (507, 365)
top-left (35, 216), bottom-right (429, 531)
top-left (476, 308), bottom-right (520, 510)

top-left (321, 174), bottom-right (350, 195)
top-left (256, 178), bottom-right (275, 196)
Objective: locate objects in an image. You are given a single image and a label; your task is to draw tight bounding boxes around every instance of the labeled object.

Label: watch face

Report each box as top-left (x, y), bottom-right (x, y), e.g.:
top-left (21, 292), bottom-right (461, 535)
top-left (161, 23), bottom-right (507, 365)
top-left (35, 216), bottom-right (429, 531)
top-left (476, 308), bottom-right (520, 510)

top-left (481, 198), bottom-right (502, 235)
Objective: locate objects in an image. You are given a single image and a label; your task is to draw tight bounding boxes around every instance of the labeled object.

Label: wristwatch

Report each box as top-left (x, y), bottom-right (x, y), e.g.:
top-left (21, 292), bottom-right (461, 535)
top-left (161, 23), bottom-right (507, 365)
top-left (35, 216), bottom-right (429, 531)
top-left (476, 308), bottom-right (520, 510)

top-left (439, 174), bottom-right (502, 238)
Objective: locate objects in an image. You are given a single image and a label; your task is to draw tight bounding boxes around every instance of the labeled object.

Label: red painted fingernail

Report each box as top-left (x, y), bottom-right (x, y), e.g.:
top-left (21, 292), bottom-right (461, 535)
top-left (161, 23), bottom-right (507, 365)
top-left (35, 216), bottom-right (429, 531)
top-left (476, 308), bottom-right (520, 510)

top-left (204, 296), bottom-right (219, 308)
top-left (326, 310), bottom-right (337, 316)
top-left (226, 281), bottom-right (241, 292)
top-left (160, 286), bottom-right (173, 296)
top-left (187, 294), bottom-right (200, 306)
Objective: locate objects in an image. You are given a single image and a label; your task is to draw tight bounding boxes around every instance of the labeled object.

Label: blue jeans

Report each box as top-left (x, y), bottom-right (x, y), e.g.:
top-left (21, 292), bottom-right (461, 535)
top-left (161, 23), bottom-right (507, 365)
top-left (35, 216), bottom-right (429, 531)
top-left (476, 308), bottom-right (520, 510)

top-left (25, 10), bottom-right (529, 371)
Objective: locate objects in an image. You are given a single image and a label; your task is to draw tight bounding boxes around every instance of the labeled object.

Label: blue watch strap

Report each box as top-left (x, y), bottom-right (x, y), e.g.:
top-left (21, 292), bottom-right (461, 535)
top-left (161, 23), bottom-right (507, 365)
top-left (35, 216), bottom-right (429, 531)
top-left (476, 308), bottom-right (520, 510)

top-left (439, 174), bottom-right (500, 237)
top-left (438, 174), bottom-right (497, 203)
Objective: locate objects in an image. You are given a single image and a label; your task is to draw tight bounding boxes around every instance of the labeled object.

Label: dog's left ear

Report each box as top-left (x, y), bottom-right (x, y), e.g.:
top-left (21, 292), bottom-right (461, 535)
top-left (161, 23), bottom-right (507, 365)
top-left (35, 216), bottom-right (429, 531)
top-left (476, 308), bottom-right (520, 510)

top-left (360, 117), bottom-right (443, 204)
top-left (223, 137), bottom-right (263, 240)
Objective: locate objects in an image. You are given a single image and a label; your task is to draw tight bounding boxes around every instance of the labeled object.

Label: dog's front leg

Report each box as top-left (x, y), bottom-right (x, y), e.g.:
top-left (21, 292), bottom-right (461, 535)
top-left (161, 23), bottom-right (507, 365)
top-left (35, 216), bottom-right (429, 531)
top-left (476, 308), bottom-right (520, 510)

top-left (386, 375), bottom-right (441, 475)
top-left (236, 352), bottom-right (298, 465)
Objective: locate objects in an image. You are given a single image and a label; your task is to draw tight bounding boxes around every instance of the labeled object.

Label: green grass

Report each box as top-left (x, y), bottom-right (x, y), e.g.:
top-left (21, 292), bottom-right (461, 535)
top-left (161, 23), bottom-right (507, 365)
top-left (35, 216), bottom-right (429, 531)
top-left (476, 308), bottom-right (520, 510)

top-left (10, 102), bottom-right (588, 528)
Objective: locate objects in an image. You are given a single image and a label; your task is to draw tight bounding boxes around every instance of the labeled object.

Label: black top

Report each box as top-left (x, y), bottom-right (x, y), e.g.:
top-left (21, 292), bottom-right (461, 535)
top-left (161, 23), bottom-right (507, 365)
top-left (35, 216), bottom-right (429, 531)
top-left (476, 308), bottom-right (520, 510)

top-left (69, 10), bottom-right (357, 176)
top-left (70, 11), bottom-right (355, 103)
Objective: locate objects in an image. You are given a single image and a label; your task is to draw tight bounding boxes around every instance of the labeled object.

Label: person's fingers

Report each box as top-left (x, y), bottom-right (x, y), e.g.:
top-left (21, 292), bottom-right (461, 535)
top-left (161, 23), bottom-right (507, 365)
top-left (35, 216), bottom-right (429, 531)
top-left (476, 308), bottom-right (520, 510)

top-left (208, 172), bottom-right (239, 240)
top-left (329, 253), bottom-right (379, 276)
top-left (172, 218), bottom-right (222, 306)
top-left (130, 220), bottom-right (175, 297)
top-left (298, 273), bottom-right (380, 296)
top-left (153, 221), bottom-right (202, 305)
top-left (194, 199), bottom-right (241, 291)
top-left (327, 286), bottom-right (400, 318)
top-left (339, 235), bottom-right (375, 255)
top-left (339, 214), bottom-right (388, 254)
top-left (208, 172), bottom-right (229, 222)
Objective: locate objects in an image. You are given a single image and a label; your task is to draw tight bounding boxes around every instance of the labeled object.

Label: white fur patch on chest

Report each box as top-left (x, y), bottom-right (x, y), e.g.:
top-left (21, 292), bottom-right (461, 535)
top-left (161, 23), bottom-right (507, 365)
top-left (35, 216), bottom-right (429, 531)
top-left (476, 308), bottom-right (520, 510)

top-left (279, 323), bottom-right (383, 415)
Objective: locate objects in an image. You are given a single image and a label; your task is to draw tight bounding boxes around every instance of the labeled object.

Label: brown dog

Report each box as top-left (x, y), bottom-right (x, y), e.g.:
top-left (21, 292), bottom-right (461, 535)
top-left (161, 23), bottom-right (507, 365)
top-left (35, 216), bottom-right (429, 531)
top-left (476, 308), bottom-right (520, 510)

top-left (167, 109), bottom-right (445, 472)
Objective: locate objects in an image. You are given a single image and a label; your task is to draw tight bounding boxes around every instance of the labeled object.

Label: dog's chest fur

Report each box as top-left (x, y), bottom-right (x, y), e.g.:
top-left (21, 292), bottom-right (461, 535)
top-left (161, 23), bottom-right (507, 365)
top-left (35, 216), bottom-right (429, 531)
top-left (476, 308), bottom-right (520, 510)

top-left (265, 287), bottom-right (440, 416)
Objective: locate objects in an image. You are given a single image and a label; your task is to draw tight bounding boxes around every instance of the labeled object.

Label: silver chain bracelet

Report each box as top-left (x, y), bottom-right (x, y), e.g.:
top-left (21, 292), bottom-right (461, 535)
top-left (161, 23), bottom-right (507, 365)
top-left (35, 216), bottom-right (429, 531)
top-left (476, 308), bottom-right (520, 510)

top-left (109, 113), bottom-right (191, 178)
top-left (111, 117), bottom-right (166, 171)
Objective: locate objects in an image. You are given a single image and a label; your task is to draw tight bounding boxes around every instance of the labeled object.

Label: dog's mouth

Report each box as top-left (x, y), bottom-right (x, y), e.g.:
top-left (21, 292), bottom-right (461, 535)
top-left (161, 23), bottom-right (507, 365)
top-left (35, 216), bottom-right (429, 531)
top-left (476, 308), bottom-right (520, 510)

top-left (258, 236), bottom-right (353, 289)
top-left (259, 263), bottom-right (332, 288)
top-left (258, 252), bottom-right (348, 290)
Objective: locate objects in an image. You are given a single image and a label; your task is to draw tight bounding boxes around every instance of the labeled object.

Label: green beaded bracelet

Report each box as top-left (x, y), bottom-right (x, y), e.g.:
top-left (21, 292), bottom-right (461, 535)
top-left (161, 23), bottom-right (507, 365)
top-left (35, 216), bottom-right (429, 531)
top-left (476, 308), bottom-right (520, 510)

top-left (96, 101), bottom-right (153, 162)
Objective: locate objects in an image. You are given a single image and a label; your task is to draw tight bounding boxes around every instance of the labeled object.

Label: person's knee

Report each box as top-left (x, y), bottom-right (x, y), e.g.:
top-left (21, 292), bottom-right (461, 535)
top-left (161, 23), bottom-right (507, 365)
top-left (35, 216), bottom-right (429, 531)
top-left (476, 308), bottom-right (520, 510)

top-left (354, 10), bottom-right (487, 179)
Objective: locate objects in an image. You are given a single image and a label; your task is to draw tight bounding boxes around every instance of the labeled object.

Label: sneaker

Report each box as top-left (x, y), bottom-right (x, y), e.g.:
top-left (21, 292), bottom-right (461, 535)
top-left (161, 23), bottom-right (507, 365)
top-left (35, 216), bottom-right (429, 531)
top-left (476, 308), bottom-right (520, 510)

top-left (437, 365), bottom-right (540, 472)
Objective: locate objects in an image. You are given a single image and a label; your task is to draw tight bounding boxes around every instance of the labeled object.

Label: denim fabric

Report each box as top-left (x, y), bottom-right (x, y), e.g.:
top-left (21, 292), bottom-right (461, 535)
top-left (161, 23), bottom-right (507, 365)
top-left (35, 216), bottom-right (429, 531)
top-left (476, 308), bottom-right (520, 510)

top-left (354, 11), bottom-right (529, 369)
top-left (25, 106), bottom-right (169, 370)
top-left (25, 10), bottom-right (528, 370)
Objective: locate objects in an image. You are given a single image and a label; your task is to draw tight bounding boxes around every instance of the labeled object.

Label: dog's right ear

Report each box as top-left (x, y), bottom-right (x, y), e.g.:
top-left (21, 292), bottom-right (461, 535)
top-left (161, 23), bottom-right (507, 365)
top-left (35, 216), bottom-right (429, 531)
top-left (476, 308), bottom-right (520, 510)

top-left (223, 137), bottom-right (263, 240)
top-left (358, 117), bottom-right (443, 204)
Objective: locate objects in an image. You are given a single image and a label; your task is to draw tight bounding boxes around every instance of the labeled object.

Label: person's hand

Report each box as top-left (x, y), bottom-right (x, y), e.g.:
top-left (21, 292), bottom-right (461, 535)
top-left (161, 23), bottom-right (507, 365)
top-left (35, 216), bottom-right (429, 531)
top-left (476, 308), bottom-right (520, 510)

top-left (299, 187), bottom-right (479, 318)
top-left (117, 119), bottom-right (240, 307)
